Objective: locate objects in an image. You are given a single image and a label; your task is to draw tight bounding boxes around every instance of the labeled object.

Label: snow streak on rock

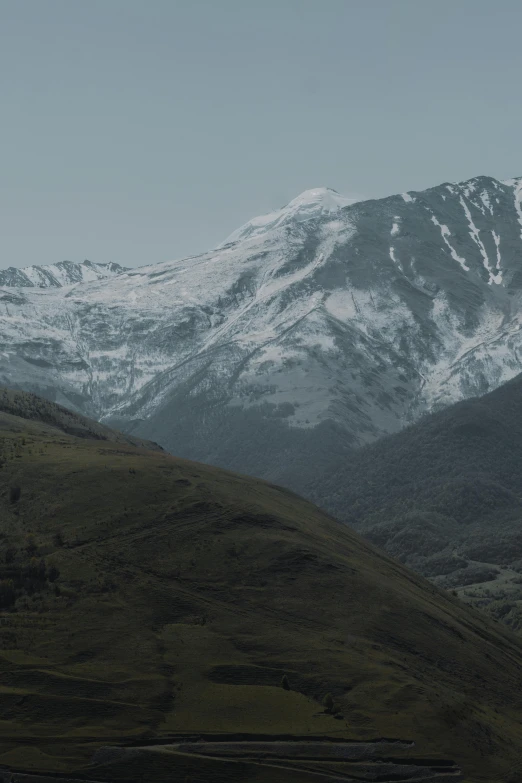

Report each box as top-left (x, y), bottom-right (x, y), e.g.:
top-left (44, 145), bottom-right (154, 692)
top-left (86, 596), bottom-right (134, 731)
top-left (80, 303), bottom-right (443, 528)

top-left (430, 214), bottom-right (470, 272)
top-left (459, 197), bottom-right (501, 285)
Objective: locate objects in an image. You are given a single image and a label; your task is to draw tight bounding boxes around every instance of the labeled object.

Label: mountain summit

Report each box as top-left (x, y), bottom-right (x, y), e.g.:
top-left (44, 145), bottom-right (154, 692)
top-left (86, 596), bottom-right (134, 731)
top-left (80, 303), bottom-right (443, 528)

top-left (222, 186), bottom-right (361, 244)
top-left (2, 175), bottom-right (522, 488)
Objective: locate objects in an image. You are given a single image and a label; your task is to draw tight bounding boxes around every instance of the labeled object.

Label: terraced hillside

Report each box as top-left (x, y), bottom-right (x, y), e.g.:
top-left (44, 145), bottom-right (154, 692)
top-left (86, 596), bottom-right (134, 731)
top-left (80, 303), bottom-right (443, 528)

top-left (0, 390), bottom-right (521, 782)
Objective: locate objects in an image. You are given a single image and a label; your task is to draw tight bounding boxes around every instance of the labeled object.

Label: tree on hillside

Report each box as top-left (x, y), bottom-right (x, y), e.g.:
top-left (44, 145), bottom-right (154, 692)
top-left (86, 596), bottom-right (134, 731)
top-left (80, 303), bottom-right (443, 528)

top-left (322, 693), bottom-right (334, 713)
top-left (9, 486), bottom-right (21, 504)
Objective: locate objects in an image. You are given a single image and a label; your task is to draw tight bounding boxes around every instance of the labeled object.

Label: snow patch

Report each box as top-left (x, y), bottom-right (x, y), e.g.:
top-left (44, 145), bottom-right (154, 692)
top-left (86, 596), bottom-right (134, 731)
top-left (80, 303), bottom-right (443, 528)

top-left (325, 287), bottom-right (415, 342)
top-left (492, 231), bottom-right (502, 273)
top-left (317, 217), bottom-right (356, 261)
top-left (430, 214), bottom-right (470, 272)
top-left (459, 197), bottom-right (501, 285)
top-left (423, 298), bottom-right (505, 403)
top-left (389, 246), bottom-right (403, 274)
top-left (503, 177), bottom-right (522, 241)
top-left (325, 290), bottom-right (358, 321)
top-left (480, 190), bottom-right (494, 215)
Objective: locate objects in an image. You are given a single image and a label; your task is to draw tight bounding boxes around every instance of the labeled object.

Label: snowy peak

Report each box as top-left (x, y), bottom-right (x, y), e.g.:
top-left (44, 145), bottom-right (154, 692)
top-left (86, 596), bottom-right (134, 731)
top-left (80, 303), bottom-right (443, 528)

top-left (221, 186), bottom-right (361, 245)
top-left (4, 172), bottom-right (522, 491)
top-left (284, 187), bottom-right (360, 217)
top-left (0, 260), bottom-right (129, 288)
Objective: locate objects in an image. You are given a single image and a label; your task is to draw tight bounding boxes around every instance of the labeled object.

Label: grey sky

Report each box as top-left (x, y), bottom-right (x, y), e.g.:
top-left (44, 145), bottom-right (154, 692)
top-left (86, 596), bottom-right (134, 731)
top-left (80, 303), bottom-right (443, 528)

top-left (1, 0), bottom-right (522, 269)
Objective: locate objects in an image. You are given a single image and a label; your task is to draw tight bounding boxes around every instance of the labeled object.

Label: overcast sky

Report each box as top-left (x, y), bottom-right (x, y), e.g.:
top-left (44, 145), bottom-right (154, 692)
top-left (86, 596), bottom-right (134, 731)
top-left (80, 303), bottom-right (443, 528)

top-left (2, 0), bottom-right (522, 269)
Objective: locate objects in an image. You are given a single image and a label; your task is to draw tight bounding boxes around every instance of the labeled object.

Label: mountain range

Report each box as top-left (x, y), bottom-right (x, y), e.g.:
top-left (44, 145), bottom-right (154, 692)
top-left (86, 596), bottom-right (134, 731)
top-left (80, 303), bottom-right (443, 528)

top-left (2, 176), bottom-right (522, 490)
top-left (0, 259), bottom-right (128, 288)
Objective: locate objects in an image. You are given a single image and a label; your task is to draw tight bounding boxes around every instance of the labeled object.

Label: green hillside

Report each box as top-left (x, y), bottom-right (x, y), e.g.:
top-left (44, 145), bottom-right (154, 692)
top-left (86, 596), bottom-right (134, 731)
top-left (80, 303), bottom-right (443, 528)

top-left (0, 390), bottom-right (522, 781)
top-left (308, 372), bottom-right (522, 632)
top-left (0, 386), bottom-right (162, 449)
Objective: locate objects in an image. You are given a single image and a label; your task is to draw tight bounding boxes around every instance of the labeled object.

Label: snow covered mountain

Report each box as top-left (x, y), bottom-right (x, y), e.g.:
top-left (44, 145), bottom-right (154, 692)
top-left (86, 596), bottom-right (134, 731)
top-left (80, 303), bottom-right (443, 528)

top-left (2, 176), bottom-right (522, 490)
top-left (0, 259), bottom-right (128, 288)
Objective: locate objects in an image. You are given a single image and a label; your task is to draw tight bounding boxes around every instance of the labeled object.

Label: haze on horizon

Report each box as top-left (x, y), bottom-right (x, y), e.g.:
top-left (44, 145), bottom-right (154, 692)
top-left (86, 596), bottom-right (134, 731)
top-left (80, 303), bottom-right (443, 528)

top-left (1, 0), bottom-right (522, 270)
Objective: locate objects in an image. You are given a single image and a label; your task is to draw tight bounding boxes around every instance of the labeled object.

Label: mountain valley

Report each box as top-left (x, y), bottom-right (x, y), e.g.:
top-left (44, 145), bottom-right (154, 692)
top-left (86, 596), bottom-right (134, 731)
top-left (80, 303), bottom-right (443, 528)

top-left (307, 372), bottom-right (522, 633)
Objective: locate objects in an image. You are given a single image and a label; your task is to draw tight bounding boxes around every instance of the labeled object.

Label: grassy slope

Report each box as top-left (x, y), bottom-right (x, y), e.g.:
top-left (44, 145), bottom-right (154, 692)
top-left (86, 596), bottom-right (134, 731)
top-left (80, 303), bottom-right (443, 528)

top-left (0, 403), bottom-right (521, 780)
top-left (307, 372), bottom-right (522, 629)
top-left (0, 386), bottom-right (162, 449)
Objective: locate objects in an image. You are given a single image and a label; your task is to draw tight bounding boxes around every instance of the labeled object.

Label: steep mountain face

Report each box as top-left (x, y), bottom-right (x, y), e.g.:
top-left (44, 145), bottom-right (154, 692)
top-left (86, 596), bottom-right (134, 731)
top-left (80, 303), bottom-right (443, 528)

top-left (2, 177), bottom-right (522, 483)
top-left (0, 259), bottom-right (128, 288)
top-left (2, 388), bottom-right (522, 782)
top-left (307, 372), bottom-right (522, 632)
